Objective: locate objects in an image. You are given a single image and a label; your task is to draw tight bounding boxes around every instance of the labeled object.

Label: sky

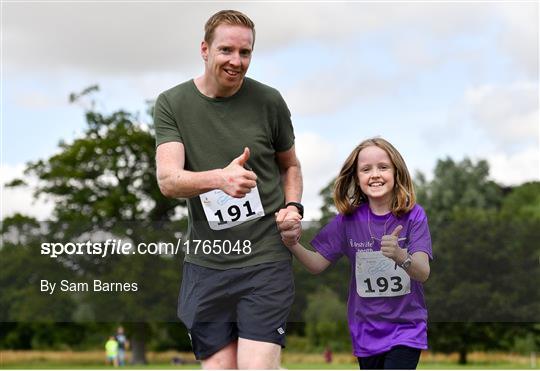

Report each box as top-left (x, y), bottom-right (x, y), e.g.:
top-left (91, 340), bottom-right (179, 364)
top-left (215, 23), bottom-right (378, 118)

top-left (1, 0), bottom-right (539, 221)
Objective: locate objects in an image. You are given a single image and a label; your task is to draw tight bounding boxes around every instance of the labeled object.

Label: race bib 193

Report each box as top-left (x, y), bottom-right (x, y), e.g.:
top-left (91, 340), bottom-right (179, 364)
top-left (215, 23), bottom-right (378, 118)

top-left (199, 186), bottom-right (265, 230)
top-left (355, 250), bottom-right (411, 298)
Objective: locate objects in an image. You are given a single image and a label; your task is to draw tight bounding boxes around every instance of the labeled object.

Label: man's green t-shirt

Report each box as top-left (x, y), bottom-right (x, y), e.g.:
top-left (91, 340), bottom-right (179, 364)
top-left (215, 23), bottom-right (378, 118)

top-left (154, 78), bottom-right (295, 269)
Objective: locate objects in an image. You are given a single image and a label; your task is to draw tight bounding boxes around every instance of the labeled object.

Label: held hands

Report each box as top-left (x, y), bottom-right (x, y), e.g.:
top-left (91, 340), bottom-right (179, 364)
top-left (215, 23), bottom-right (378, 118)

top-left (220, 147), bottom-right (258, 198)
top-left (380, 225), bottom-right (408, 264)
top-left (276, 207), bottom-right (302, 248)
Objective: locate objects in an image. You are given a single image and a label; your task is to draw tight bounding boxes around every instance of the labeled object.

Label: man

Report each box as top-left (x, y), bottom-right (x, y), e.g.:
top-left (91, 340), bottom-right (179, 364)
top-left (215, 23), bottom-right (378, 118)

top-left (154, 10), bottom-right (303, 369)
top-left (115, 326), bottom-right (129, 366)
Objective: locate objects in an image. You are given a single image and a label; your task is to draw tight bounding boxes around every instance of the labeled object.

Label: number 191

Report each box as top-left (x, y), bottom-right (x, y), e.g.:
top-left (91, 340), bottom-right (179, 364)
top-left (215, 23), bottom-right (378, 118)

top-left (214, 201), bottom-right (256, 225)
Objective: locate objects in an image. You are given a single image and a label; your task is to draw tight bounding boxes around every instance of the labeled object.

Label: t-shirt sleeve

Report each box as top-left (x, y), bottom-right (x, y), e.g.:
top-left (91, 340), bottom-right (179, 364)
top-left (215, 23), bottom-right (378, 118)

top-left (272, 92), bottom-right (295, 152)
top-left (154, 93), bottom-right (183, 147)
top-left (310, 214), bottom-right (346, 263)
top-left (407, 206), bottom-right (433, 260)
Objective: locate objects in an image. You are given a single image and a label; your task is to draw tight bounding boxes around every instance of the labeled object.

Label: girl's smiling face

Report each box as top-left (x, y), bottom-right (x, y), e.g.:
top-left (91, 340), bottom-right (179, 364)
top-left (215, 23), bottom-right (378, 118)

top-left (357, 145), bottom-right (395, 206)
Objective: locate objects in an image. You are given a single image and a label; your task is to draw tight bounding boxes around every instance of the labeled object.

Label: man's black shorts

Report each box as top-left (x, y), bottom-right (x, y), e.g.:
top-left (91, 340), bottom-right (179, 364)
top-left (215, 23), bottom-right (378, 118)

top-left (178, 260), bottom-right (295, 360)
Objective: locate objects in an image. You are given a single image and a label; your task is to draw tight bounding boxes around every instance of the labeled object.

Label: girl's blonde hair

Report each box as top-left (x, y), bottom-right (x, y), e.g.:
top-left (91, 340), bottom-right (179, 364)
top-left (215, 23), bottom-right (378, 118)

top-left (333, 137), bottom-right (416, 217)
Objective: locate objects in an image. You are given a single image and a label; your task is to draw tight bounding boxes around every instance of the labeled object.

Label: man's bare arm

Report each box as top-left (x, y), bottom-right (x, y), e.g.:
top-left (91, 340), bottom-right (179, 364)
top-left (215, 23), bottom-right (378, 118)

top-left (275, 145), bottom-right (303, 205)
top-left (156, 142), bottom-right (257, 199)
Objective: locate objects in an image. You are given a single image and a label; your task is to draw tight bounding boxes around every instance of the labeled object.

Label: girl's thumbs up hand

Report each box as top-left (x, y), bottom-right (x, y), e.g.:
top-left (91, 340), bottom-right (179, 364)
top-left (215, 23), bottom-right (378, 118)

top-left (380, 225), bottom-right (407, 263)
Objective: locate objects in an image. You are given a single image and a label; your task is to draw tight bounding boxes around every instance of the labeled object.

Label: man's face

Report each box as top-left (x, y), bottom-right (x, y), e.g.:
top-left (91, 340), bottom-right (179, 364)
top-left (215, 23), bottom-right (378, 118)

top-left (202, 24), bottom-right (253, 95)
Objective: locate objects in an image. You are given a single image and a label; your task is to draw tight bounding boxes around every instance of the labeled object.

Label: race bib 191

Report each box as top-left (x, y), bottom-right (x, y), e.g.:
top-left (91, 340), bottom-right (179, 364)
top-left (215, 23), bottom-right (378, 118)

top-left (355, 250), bottom-right (411, 298)
top-left (199, 186), bottom-right (265, 230)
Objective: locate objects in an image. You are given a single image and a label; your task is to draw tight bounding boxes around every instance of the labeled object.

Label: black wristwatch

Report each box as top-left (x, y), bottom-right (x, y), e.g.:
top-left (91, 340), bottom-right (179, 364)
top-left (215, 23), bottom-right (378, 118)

top-left (285, 202), bottom-right (304, 218)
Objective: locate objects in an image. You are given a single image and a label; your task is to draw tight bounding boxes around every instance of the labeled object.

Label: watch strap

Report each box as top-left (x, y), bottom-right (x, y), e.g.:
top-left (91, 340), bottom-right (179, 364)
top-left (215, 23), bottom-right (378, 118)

top-left (285, 201), bottom-right (304, 218)
top-left (399, 253), bottom-right (413, 270)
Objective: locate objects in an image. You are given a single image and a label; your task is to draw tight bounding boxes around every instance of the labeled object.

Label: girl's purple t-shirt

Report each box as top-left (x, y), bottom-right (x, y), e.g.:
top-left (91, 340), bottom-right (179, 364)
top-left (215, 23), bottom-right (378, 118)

top-left (311, 203), bottom-right (433, 357)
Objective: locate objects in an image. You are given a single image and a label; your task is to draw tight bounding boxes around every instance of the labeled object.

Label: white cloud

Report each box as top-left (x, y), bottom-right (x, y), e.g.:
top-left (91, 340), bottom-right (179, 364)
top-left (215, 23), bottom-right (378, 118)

top-left (6, 2), bottom-right (537, 123)
top-left (485, 147), bottom-right (540, 185)
top-left (1, 164), bottom-right (54, 220)
top-left (4, 3), bottom-right (203, 75)
top-left (284, 68), bottom-right (391, 116)
top-left (128, 72), bottom-right (193, 102)
top-left (4, 2), bottom-right (535, 75)
top-left (295, 132), bottom-right (340, 220)
top-left (465, 81), bottom-right (538, 146)
top-left (13, 91), bottom-right (64, 110)
top-left (495, 2), bottom-right (539, 77)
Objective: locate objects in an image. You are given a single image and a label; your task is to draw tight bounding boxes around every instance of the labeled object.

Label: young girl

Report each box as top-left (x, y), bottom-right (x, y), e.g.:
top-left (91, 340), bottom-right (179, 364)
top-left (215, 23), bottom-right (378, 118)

top-left (285, 137), bottom-right (432, 369)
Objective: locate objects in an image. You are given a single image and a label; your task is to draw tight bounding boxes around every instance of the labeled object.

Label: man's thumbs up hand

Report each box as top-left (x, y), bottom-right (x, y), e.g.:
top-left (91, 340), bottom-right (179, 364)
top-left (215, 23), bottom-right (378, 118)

top-left (220, 147), bottom-right (257, 198)
top-left (232, 147), bottom-right (250, 167)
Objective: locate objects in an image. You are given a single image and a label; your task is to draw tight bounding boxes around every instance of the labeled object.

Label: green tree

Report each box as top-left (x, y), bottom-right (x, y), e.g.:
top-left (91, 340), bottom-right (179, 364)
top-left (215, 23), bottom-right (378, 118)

top-left (417, 159), bottom-right (539, 364)
top-left (318, 178), bottom-right (338, 226)
top-left (500, 182), bottom-right (540, 220)
top-left (416, 157), bottom-right (503, 230)
top-left (6, 87), bottom-right (186, 363)
top-left (0, 215), bottom-right (77, 323)
top-left (426, 207), bottom-right (539, 363)
top-left (304, 286), bottom-right (350, 352)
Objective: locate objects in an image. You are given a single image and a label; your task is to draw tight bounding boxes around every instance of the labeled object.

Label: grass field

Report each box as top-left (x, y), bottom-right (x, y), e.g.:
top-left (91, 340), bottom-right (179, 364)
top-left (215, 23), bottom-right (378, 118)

top-left (0, 350), bottom-right (537, 369)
